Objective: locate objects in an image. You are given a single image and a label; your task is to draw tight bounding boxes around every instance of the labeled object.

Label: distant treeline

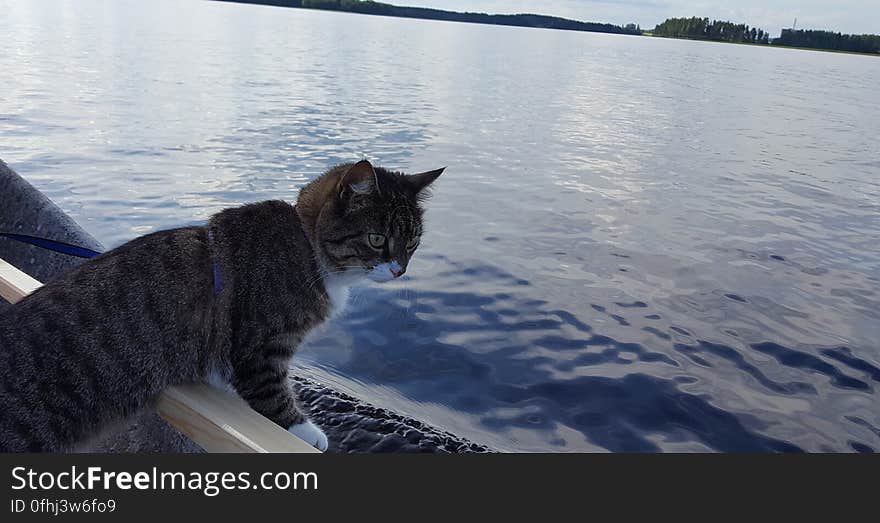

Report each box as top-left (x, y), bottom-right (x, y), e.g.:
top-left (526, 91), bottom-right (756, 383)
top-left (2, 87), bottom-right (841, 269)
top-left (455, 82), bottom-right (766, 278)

top-left (216, 2), bottom-right (880, 55)
top-left (654, 17), bottom-right (880, 54)
top-left (653, 17), bottom-right (770, 44)
top-left (216, 0), bottom-right (642, 35)
top-left (775, 29), bottom-right (880, 54)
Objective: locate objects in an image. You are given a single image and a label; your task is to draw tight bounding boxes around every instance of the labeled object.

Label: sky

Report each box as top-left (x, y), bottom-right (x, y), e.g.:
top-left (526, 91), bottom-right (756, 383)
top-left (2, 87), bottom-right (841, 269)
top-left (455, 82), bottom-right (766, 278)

top-left (388, 0), bottom-right (880, 35)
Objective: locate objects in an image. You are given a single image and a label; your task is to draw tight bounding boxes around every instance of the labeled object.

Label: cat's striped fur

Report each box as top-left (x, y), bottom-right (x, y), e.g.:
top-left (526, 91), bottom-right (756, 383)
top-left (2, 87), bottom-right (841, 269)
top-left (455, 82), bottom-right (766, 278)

top-left (0, 160), bottom-right (442, 452)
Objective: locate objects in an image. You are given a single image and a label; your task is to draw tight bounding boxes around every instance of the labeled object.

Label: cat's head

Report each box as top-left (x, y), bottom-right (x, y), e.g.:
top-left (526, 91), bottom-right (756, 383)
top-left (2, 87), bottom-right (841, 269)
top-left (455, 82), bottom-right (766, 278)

top-left (298, 160), bottom-right (444, 282)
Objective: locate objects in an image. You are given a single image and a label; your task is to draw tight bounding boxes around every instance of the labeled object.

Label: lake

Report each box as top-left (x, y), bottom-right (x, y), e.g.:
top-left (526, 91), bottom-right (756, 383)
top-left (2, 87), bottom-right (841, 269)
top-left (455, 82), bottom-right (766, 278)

top-left (2, 0), bottom-right (879, 452)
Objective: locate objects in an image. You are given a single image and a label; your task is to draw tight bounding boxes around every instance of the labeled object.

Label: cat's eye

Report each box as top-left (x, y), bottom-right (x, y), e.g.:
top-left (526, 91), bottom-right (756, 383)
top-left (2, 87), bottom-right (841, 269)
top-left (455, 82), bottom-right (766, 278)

top-left (368, 233), bottom-right (386, 249)
top-left (406, 237), bottom-right (420, 250)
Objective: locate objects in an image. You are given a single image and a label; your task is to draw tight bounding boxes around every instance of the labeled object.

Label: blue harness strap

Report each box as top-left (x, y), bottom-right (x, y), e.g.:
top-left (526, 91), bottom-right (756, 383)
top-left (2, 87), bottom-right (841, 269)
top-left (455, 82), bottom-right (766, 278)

top-left (207, 230), bottom-right (224, 295)
top-left (1, 230), bottom-right (224, 295)
top-left (0, 233), bottom-right (102, 259)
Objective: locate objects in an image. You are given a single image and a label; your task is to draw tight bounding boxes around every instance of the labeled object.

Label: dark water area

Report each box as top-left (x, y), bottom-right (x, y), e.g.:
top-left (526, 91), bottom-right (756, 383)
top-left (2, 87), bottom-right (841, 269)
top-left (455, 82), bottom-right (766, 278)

top-left (1, 0), bottom-right (879, 451)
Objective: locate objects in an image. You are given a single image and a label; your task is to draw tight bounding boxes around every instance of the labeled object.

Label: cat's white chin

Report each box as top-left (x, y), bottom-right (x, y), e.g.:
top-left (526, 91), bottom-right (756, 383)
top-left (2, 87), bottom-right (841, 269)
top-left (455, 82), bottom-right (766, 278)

top-left (288, 419), bottom-right (329, 452)
top-left (367, 272), bottom-right (395, 283)
top-left (367, 261), bottom-right (402, 282)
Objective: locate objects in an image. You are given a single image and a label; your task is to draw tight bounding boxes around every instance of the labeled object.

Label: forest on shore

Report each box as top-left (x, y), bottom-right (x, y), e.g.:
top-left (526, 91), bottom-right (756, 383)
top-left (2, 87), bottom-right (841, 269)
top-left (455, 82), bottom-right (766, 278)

top-left (217, 0), bottom-right (641, 34)
top-left (216, 1), bottom-right (880, 55)
top-left (653, 17), bottom-right (770, 44)
top-left (774, 28), bottom-right (880, 54)
top-left (653, 17), bottom-right (879, 54)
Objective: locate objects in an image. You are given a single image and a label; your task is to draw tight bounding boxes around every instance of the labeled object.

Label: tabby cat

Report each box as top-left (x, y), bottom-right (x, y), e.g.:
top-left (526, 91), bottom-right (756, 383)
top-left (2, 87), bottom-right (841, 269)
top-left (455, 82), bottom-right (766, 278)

top-left (0, 160), bottom-right (443, 452)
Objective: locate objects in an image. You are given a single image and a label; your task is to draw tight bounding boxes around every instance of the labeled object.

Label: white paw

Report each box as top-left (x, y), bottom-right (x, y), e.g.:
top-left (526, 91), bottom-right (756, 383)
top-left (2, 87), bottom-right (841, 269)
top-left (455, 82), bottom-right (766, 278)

top-left (287, 419), bottom-right (329, 452)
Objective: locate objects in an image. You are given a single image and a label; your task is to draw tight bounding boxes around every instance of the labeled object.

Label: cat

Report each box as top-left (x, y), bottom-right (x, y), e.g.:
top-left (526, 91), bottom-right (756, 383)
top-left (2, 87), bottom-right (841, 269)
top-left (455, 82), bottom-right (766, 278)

top-left (0, 160), bottom-right (443, 452)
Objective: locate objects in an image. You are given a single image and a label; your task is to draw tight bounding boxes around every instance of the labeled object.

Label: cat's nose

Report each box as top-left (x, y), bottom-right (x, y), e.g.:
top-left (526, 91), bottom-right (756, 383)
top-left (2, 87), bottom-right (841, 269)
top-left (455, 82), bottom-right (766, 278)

top-left (389, 260), bottom-right (405, 278)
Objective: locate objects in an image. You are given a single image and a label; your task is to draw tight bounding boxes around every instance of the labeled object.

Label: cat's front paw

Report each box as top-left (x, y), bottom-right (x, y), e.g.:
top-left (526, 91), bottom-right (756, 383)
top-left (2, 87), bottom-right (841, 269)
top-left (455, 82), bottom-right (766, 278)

top-left (287, 419), bottom-right (329, 452)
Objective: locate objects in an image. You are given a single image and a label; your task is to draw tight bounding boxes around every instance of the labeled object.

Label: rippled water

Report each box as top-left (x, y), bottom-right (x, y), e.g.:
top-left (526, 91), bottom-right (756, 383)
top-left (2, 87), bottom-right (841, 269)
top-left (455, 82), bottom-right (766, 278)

top-left (2, 0), bottom-right (879, 452)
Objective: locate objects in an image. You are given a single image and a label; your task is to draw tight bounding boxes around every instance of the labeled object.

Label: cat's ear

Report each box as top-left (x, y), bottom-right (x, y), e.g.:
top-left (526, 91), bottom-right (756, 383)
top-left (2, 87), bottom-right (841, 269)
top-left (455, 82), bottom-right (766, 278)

top-left (338, 160), bottom-right (381, 200)
top-left (407, 167), bottom-right (445, 195)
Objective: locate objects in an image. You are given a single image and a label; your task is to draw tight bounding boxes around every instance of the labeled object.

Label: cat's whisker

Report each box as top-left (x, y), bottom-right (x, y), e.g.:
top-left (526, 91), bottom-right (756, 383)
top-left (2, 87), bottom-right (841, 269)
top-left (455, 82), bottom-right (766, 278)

top-left (350, 287), bottom-right (364, 310)
top-left (405, 284), bottom-right (413, 320)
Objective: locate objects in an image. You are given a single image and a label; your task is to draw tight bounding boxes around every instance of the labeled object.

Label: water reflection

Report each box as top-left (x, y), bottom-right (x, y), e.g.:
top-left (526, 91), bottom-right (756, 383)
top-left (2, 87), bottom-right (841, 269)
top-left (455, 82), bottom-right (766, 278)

top-left (297, 254), bottom-right (877, 452)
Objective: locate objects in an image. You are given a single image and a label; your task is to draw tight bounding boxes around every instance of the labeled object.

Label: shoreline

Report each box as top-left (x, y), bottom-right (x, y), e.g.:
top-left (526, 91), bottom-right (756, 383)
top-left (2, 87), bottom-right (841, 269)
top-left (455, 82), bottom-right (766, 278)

top-left (647, 34), bottom-right (879, 57)
top-left (215, 1), bottom-right (879, 58)
top-left (213, 0), bottom-right (641, 35)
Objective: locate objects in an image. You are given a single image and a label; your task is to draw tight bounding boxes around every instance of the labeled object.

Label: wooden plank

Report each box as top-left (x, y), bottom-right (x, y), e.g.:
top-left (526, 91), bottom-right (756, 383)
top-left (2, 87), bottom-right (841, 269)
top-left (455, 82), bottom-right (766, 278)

top-left (0, 256), bottom-right (317, 453)
top-left (156, 385), bottom-right (318, 453)
top-left (0, 257), bottom-right (41, 303)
